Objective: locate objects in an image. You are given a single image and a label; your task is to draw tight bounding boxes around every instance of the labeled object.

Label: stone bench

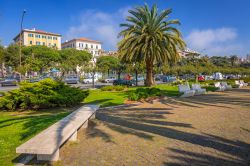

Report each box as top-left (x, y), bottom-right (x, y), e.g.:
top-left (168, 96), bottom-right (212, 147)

top-left (16, 105), bottom-right (99, 161)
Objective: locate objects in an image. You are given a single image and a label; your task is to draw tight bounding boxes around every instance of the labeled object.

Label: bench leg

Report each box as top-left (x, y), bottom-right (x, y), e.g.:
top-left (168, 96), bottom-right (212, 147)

top-left (81, 120), bottom-right (88, 129)
top-left (37, 149), bottom-right (59, 161)
top-left (69, 131), bottom-right (77, 141)
top-left (90, 113), bottom-right (96, 120)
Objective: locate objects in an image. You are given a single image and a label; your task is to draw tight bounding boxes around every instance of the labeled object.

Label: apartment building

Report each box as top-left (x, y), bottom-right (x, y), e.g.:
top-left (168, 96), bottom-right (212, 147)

top-left (13, 28), bottom-right (62, 49)
top-left (61, 38), bottom-right (102, 56)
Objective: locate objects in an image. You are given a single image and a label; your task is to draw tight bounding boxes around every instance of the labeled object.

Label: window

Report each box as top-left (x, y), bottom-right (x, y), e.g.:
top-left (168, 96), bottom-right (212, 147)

top-left (42, 35), bottom-right (46, 39)
top-left (43, 42), bottom-right (45, 45)
top-left (29, 41), bottom-right (32, 44)
top-left (35, 34), bottom-right (40, 38)
top-left (28, 34), bottom-right (34, 37)
top-left (54, 43), bottom-right (56, 46)
top-left (91, 45), bottom-right (93, 48)
top-left (36, 41), bottom-right (40, 45)
top-left (96, 45), bottom-right (98, 49)
top-left (95, 51), bottom-right (98, 55)
top-left (48, 36), bottom-right (52, 39)
top-left (53, 37), bottom-right (57, 40)
top-left (85, 44), bottom-right (88, 48)
top-left (79, 43), bottom-right (81, 47)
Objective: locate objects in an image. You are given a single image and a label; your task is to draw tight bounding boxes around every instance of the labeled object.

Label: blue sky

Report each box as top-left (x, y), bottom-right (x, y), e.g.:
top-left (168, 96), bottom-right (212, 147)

top-left (0, 0), bottom-right (250, 57)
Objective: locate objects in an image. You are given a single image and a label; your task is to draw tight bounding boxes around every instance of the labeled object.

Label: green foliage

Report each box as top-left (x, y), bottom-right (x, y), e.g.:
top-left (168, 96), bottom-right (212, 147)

top-left (0, 79), bottom-right (89, 110)
top-left (100, 85), bottom-right (126, 91)
top-left (59, 48), bottom-right (92, 74)
top-left (128, 87), bottom-right (161, 101)
top-left (3, 44), bottom-right (20, 69)
top-left (22, 45), bottom-right (60, 73)
top-left (96, 56), bottom-right (120, 73)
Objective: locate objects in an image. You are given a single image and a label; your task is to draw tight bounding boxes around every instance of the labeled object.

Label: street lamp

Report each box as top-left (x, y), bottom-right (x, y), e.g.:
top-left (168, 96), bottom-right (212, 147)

top-left (19, 9), bottom-right (26, 67)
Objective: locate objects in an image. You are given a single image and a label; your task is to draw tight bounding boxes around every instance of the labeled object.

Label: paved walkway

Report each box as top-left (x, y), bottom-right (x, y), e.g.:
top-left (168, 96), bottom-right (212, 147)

top-left (50, 88), bottom-right (249, 165)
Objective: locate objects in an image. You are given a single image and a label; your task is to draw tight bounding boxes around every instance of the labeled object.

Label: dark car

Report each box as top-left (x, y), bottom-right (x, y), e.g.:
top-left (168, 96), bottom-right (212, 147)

top-left (0, 78), bottom-right (18, 86)
top-left (113, 79), bottom-right (135, 86)
top-left (162, 76), bottom-right (177, 82)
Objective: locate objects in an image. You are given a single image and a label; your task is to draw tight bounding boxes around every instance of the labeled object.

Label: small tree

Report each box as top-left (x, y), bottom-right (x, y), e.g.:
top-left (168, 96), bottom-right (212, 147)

top-left (96, 55), bottom-right (119, 78)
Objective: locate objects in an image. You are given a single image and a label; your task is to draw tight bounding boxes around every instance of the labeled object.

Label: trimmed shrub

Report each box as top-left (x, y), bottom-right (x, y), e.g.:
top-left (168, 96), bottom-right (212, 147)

top-left (128, 87), bottom-right (161, 101)
top-left (100, 85), bottom-right (126, 91)
top-left (0, 79), bottom-right (89, 110)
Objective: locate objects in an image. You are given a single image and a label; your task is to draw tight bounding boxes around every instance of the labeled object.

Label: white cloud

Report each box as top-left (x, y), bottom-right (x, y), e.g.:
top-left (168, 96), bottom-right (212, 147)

top-left (185, 28), bottom-right (245, 56)
top-left (65, 7), bottom-right (131, 50)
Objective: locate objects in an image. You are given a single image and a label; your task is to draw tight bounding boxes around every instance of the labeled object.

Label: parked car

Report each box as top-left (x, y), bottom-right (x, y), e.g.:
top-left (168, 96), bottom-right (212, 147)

top-left (198, 75), bottom-right (205, 81)
top-left (64, 76), bottom-right (79, 84)
top-left (213, 72), bottom-right (224, 80)
top-left (83, 77), bottom-right (98, 84)
top-left (104, 77), bottom-right (116, 83)
top-left (0, 78), bottom-right (18, 86)
top-left (113, 79), bottom-right (135, 86)
top-left (133, 76), bottom-right (144, 82)
top-left (162, 76), bottom-right (177, 82)
top-left (155, 74), bottom-right (163, 81)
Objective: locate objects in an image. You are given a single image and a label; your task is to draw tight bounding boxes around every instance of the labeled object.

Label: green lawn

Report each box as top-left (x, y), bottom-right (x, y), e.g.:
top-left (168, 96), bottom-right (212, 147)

top-left (0, 109), bottom-right (72, 166)
top-left (84, 84), bottom-right (179, 107)
top-left (84, 90), bottom-right (128, 107)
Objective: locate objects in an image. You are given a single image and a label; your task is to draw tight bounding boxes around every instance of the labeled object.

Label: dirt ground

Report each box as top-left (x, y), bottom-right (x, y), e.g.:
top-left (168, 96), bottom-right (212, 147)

top-left (50, 88), bottom-right (249, 165)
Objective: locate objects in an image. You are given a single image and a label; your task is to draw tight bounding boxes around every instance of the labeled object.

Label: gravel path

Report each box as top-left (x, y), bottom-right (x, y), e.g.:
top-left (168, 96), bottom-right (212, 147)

top-left (56, 88), bottom-right (250, 165)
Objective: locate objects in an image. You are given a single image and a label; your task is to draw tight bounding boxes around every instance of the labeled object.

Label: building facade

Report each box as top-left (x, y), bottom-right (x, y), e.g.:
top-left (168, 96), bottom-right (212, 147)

top-left (61, 38), bottom-right (102, 56)
top-left (178, 48), bottom-right (201, 58)
top-left (13, 28), bottom-right (62, 49)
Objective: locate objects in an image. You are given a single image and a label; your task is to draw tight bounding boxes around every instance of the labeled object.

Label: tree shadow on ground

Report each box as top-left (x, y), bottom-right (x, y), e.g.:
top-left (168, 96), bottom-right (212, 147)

top-left (163, 148), bottom-right (249, 166)
top-left (96, 100), bottom-right (250, 165)
top-left (159, 89), bottom-right (250, 110)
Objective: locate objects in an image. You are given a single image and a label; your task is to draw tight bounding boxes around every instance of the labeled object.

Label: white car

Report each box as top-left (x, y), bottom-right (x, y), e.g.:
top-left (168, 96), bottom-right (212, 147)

top-left (82, 77), bottom-right (98, 84)
top-left (104, 77), bottom-right (116, 83)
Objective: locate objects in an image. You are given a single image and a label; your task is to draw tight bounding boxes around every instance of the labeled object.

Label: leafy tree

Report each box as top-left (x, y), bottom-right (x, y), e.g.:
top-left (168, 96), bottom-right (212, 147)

top-left (210, 56), bottom-right (230, 67)
top-left (0, 44), bottom-right (5, 77)
top-left (118, 4), bottom-right (185, 86)
top-left (4, 44), bottom-right (20, 70)
top-left (96, 55), bottom-right (119, 77)
top-left (59, 48), bottom-right (91, 76)
top-left (22, 45), bottom-right (60, 74)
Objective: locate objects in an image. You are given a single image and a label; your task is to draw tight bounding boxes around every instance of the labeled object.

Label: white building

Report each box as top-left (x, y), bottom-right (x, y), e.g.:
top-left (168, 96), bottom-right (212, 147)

top-left (178, 48), bottom-right (201, 58)
top-left (61, 38), bottom-right (102, 56)
top-left (246, 54), bottom-right (250, 62)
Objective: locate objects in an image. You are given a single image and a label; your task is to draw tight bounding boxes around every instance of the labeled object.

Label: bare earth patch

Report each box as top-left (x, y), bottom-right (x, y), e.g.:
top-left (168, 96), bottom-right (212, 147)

top-left (56, 88), bottom-right (250, 165)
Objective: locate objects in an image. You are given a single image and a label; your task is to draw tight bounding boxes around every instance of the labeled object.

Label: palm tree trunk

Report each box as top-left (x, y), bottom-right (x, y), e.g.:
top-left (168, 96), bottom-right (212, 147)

top-left (145, 60), bottom-right (155, 86)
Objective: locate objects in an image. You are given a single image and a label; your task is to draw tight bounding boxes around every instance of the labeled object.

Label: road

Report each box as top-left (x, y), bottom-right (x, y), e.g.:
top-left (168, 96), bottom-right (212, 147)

top-left (0, 81), bottom-right (165, 92)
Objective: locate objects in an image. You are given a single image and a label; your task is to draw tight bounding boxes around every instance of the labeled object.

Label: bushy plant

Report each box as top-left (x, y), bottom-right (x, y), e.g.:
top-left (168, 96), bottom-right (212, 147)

top-left (128, 87), bottom-right (161, 101)
top-left (0, 79), bottom-right (89, 110)
top-left (100, 85), bottom-right (126, 91)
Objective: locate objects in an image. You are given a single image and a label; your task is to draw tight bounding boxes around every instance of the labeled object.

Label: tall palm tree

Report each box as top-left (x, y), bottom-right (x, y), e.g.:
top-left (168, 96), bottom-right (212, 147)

top-left (118, 4), bottom-right (186, 86)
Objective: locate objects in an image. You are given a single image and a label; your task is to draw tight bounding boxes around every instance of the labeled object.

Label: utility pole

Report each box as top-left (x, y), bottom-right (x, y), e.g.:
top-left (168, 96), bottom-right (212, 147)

top-left (19, 9), bottom-right (26, 79)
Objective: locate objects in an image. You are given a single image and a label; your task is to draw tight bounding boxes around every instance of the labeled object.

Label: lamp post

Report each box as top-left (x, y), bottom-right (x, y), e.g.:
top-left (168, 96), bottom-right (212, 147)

top-left (19, 9), bottom-right (26, 67)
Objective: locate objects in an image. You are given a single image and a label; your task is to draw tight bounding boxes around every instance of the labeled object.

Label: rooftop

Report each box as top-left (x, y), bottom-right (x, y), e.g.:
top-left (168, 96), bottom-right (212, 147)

top-left (62, 38), bottom-right (102, 45)
top-left (13, 28), bottom-right (61, 40)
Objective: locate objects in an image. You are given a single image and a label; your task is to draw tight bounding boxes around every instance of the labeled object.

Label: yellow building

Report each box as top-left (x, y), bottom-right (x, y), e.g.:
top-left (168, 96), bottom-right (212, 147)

top-left (13, 28), bottom-right (62, 49)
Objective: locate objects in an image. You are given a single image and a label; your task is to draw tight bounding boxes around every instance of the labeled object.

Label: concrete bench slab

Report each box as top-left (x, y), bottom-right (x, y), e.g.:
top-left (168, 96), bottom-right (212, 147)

top-left (16, 105), bottom-right (99, 161)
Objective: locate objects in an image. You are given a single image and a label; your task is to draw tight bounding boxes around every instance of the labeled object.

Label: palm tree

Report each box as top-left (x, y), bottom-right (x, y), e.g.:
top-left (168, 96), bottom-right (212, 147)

top-left (118, 4), bottom-right (186, 86)
top-left (230, 55), bottom-right (238, 67)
